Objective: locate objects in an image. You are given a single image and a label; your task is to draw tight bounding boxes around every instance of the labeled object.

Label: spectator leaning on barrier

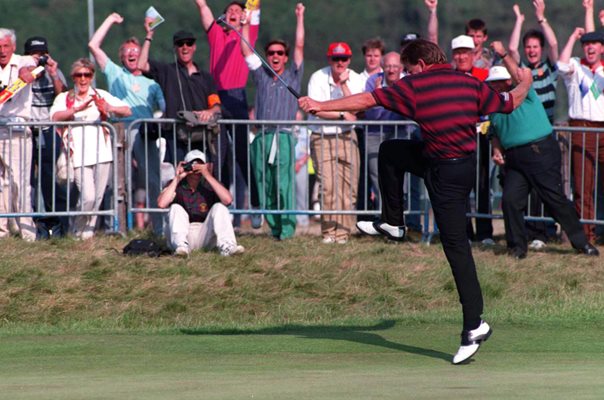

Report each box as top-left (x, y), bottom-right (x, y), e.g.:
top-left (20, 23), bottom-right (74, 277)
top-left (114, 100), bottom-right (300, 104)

top-left (307, 41), bottom-right (364, 244)
top-left (485, 59), bottom-right (598, 259)
top-left (24, 36), bottom-right (70, 239)
top-left (88, 12), bottom-right (166, 235)
top-left (157, 149), bottom-right (244, 257)
top-left (50, 58), bottom-right (132, 240)
top-left (0, 28), bottom-right (38, 241)
top-left (557, 28), bottom-right (604, 244)
top-left (195, 0), bottom-right (262, 229)
top-left (299, 39), bottom-right (534, 364)
top-left (241, 3), bottom-right (305, 241)
top-left (138, 27), bottom-right (222, 168)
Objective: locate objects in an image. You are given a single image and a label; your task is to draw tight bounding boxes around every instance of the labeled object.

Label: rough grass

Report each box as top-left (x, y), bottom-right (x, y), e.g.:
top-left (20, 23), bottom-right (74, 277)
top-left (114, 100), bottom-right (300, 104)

top-left (0, 232), bottom-right (603, 334)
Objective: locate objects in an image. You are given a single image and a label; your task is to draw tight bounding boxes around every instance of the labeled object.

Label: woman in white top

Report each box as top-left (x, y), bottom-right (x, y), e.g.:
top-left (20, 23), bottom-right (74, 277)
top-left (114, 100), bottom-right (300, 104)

top-left (50, 58), bottom-right (131, 239)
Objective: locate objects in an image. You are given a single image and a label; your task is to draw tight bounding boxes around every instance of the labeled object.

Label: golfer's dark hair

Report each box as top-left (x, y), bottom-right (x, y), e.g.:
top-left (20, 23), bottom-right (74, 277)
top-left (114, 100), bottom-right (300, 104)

top-left (465, 18), bottom-right (488, 35)
top-left (400, 39), bottom-right (447, 66)
top-left (223, 1), bottom-right (245, 13)
top-left (523, 29), bottom-right (545, 48)
top-left (362, 37), bottom-right (385, 55)
top-left (265, 39), bottom-right (290, 57)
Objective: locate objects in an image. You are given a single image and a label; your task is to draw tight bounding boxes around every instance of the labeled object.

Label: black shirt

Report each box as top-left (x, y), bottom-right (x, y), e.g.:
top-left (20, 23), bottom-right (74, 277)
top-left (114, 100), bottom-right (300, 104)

top-left (145, 60), bottom-right (219, 118)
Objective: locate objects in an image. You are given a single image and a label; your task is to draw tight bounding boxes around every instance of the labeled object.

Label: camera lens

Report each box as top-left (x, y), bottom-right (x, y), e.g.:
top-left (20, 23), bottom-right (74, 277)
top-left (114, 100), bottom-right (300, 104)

top-left (38, 55), bottom-right (48, 66)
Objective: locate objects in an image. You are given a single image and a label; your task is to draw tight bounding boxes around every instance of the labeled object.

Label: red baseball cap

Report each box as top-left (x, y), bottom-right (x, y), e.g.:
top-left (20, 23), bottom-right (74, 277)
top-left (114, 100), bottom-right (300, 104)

top-left (327, 42), bottom-right (352, 57)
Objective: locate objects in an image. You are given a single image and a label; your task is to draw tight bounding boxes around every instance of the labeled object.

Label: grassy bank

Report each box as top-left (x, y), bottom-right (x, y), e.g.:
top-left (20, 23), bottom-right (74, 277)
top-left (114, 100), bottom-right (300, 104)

top-left (1, 233), bottom-right (602, 333)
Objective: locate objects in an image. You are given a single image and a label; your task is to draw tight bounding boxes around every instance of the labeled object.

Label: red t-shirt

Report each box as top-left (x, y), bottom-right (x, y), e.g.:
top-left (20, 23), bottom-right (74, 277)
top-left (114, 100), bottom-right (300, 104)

top-left (207, 22), bottom-right (259, 91)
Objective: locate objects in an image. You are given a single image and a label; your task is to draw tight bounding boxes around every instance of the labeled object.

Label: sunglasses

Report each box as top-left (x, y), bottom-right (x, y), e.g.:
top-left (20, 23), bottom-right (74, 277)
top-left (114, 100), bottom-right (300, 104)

top-left (175, 39), bottom-right (196, 48)
top-left (331, 56), bottom-right (350, 63)
top-left (267, 50), bottom-right (286, 56)
top-left (72, 72), bottom-right (93, 79)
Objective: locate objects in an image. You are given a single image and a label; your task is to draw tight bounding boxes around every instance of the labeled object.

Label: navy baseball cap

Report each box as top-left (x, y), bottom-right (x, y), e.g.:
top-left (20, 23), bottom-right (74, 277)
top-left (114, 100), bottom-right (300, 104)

top-left (580, 31), bottom-right (604, 44)
top-left (173, 30), bottom-right (196, 44)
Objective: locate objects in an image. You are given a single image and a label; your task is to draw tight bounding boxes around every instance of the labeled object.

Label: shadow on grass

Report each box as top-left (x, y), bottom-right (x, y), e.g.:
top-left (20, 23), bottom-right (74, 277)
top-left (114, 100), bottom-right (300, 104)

top-left (181, 320), bottom-right (451, 362)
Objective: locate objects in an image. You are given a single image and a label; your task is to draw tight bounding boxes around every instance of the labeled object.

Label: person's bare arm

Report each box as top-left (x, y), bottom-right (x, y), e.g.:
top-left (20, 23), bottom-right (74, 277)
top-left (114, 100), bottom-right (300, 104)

top-left (293, 3), bottom-right (305, 68)
top-left (88, 13), bottom-right (123, 70)
top-left (509, 4), bottom-right (524, 64)
top-left (425, 0), bottom-right (438, 45)
top-left (194, 0), bottom-right (215, 32)
top-left (559, 27), bottom-right (584, 64)
top-left (492, 41), bottom-right (521, 84)
top-left (584, 0), bottom-right (595, 32)
top-left (240, 19), bottom-right (253, 57)
top-left (491, 136), bottom-right (505, 166)
top-left (196, 163), bottom-right (233, 205)
top-left (137, 20), bottom-right (155, 73)
top-left (157, 164), bottom-right (186, 209)
top-left (44, 56), bottom-right (66, 95)
top-left (509, 67), bottom-right (534, 109)
top-left (535, 0), bottom-right (559, 62)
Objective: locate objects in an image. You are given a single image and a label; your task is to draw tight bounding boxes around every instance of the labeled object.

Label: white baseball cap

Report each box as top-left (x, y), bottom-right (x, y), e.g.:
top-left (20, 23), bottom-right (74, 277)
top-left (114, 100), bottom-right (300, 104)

top-left (451, 35), bottom-right (475, 50)
top-left (485, 66), bottom-right (512, 82)
top-left (184, 149), bottom-right (206, 164)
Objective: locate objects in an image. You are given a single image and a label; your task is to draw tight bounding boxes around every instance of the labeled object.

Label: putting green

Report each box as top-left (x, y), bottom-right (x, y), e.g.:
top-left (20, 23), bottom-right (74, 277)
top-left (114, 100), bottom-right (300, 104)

top-left (0, 321), bottom-right (603, 399)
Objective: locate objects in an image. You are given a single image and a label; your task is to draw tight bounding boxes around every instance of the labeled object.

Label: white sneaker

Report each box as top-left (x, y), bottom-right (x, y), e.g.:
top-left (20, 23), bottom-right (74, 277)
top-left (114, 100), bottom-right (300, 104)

top-left (481, 238), bottom-right (496, 246)
top-left (374, 221), bottom-right (406, 241)
top-left (529, 239), bottom-right (546, 250)
top-left (356, 221), bottom-right (380, 236)
top-left (219, 243), bottom-right (245, 256)
top-left (175, 245), bottom-right (190, 258)
top-left (452, 320), bottom-right (492, 365)
top-left (322, 236), bottom-right (336, 244)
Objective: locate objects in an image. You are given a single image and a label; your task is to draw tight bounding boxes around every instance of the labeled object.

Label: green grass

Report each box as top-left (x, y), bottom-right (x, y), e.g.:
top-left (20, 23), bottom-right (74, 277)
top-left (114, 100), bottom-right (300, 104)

top-left (0, 233), bottom-right (603, 398)
top-left (0, 320), bottom-right (603, 399)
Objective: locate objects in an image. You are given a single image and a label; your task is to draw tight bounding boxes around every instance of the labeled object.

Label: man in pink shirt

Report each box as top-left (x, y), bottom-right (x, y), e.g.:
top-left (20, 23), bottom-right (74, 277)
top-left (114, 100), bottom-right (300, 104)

top-left (194, 0), bottom-right (262, 227)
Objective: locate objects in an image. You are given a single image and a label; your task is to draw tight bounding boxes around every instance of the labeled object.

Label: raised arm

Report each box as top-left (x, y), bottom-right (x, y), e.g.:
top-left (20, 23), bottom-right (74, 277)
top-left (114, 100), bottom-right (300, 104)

top-left (425, 0), bottom-right (439, 45)
top-left (137, 20), bottom-right (155, 73)
top-left (509, 67), bottom-right (534, 109)
top-left (509, 4), bottom-right (524, 64)
top-left (535, 0), bottom-right (559, 62)
top-left (293, 3), bottom-right (305, 68)
top-left (240, 19), bottom-right (253, 58)
top-left (584, 0), bottom-right (595, 32)
top-left (492, 41), bottom-right (521, 84)
top-left (559, 27), bottom-right (584, 64)
top-left (194, 0), bottom-right (215, 32)
top-left (88, 13), bottom-right (123, 70)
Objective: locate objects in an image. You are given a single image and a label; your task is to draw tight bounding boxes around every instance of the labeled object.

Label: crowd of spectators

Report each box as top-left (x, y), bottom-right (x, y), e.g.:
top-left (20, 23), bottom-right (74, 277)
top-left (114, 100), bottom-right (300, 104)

top-left (1, 0), bottom-right (604, 257)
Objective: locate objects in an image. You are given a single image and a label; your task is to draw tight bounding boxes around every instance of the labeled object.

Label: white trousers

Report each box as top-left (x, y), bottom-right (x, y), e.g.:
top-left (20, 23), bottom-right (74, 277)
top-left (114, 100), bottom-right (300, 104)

top-left (72, 162), bottom-right (111, 238)
top-left (0, 134), bottom-right (36, 240)
top-left (165, 202), bottom-right (237, 251)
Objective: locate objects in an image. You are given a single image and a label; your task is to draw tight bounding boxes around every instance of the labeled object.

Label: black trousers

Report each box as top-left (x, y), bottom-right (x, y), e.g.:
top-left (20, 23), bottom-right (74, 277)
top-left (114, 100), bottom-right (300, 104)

top-left (502, 134), bottom-right (588, 252)
top-left (379, 139), bottom-right (483, 330)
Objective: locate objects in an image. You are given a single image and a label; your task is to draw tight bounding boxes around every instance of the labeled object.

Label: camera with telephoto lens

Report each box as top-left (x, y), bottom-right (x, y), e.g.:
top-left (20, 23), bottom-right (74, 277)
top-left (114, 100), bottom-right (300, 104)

top-left (38, 55), bottom-right (49, 66)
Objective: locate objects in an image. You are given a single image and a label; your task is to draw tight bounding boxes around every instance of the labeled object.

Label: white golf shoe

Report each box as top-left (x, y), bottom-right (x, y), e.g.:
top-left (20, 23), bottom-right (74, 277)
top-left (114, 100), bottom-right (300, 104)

top-left (452, 320), bottom-right (492, 365)
top-left (356, 221), bottom-right (380, 236)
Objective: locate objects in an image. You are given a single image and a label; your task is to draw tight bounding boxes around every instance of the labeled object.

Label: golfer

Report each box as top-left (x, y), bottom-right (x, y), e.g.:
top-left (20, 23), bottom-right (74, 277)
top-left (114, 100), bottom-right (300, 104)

top-left (298, 39), bottom-right (533, 364)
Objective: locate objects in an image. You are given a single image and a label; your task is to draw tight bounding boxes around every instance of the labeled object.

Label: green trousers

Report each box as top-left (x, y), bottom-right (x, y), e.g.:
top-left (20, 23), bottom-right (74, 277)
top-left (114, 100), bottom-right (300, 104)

top-left (250, 131), bottom-right (296, 240)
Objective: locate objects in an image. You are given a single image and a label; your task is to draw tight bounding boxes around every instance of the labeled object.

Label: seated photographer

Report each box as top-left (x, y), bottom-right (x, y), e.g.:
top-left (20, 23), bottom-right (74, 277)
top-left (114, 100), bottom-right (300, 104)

top-left (157, 149), bottom-right (244, 257)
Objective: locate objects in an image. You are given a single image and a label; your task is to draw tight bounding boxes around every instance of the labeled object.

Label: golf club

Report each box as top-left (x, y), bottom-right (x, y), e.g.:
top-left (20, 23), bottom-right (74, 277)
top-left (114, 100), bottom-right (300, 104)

top-left (216, 14), bottom-right (301, 99)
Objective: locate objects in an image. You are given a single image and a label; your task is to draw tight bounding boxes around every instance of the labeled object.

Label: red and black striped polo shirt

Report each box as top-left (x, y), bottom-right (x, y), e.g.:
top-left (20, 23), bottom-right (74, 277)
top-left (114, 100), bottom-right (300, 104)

top-left (371, 63), bottom-right (514, 159)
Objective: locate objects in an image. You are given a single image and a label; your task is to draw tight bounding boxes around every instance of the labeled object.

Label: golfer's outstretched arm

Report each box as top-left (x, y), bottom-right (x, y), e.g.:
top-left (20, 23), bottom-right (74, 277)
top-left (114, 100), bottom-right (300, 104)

top-left (298, 92), bottom-right (377, 115)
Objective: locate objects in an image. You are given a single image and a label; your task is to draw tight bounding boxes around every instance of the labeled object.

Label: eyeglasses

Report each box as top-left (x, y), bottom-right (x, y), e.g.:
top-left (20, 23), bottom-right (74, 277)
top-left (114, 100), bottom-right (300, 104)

top-left (331, 56), bottom-right (350, 63)
top-left (123, 47), bottom-right (140, 55)
top-left (267, 50), bottom-right (286, 56)
top-left (72, 72), bottom-right (93, 79)
top-left (383, 65), bottom-right (401, 70)
top-left (175, 39), bottom-right (196, 48)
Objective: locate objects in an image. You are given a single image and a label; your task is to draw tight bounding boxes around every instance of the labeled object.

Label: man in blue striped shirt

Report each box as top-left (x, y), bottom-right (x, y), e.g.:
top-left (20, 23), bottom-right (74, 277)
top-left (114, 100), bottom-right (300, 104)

top-left (241, 3), bottom-right (305, 240)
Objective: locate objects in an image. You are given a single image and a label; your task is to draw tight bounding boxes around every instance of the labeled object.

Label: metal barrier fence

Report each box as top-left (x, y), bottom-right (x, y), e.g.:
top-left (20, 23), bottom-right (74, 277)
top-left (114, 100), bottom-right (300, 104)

top-left (125, 119), bottom-right (430, 237)
top-left (0, 121), bottom-right (119, 238)
top-left (2, 118), bottom-right (604, 242)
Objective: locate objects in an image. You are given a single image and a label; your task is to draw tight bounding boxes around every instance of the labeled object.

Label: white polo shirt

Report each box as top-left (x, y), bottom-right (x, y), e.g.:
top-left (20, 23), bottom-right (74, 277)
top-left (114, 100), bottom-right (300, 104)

top-left (0, 53), bottom-right (36, 124)
top-left (557, 57), bottom-right (604, 121)
top-left (307, 66), bottom-right (364, 134)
